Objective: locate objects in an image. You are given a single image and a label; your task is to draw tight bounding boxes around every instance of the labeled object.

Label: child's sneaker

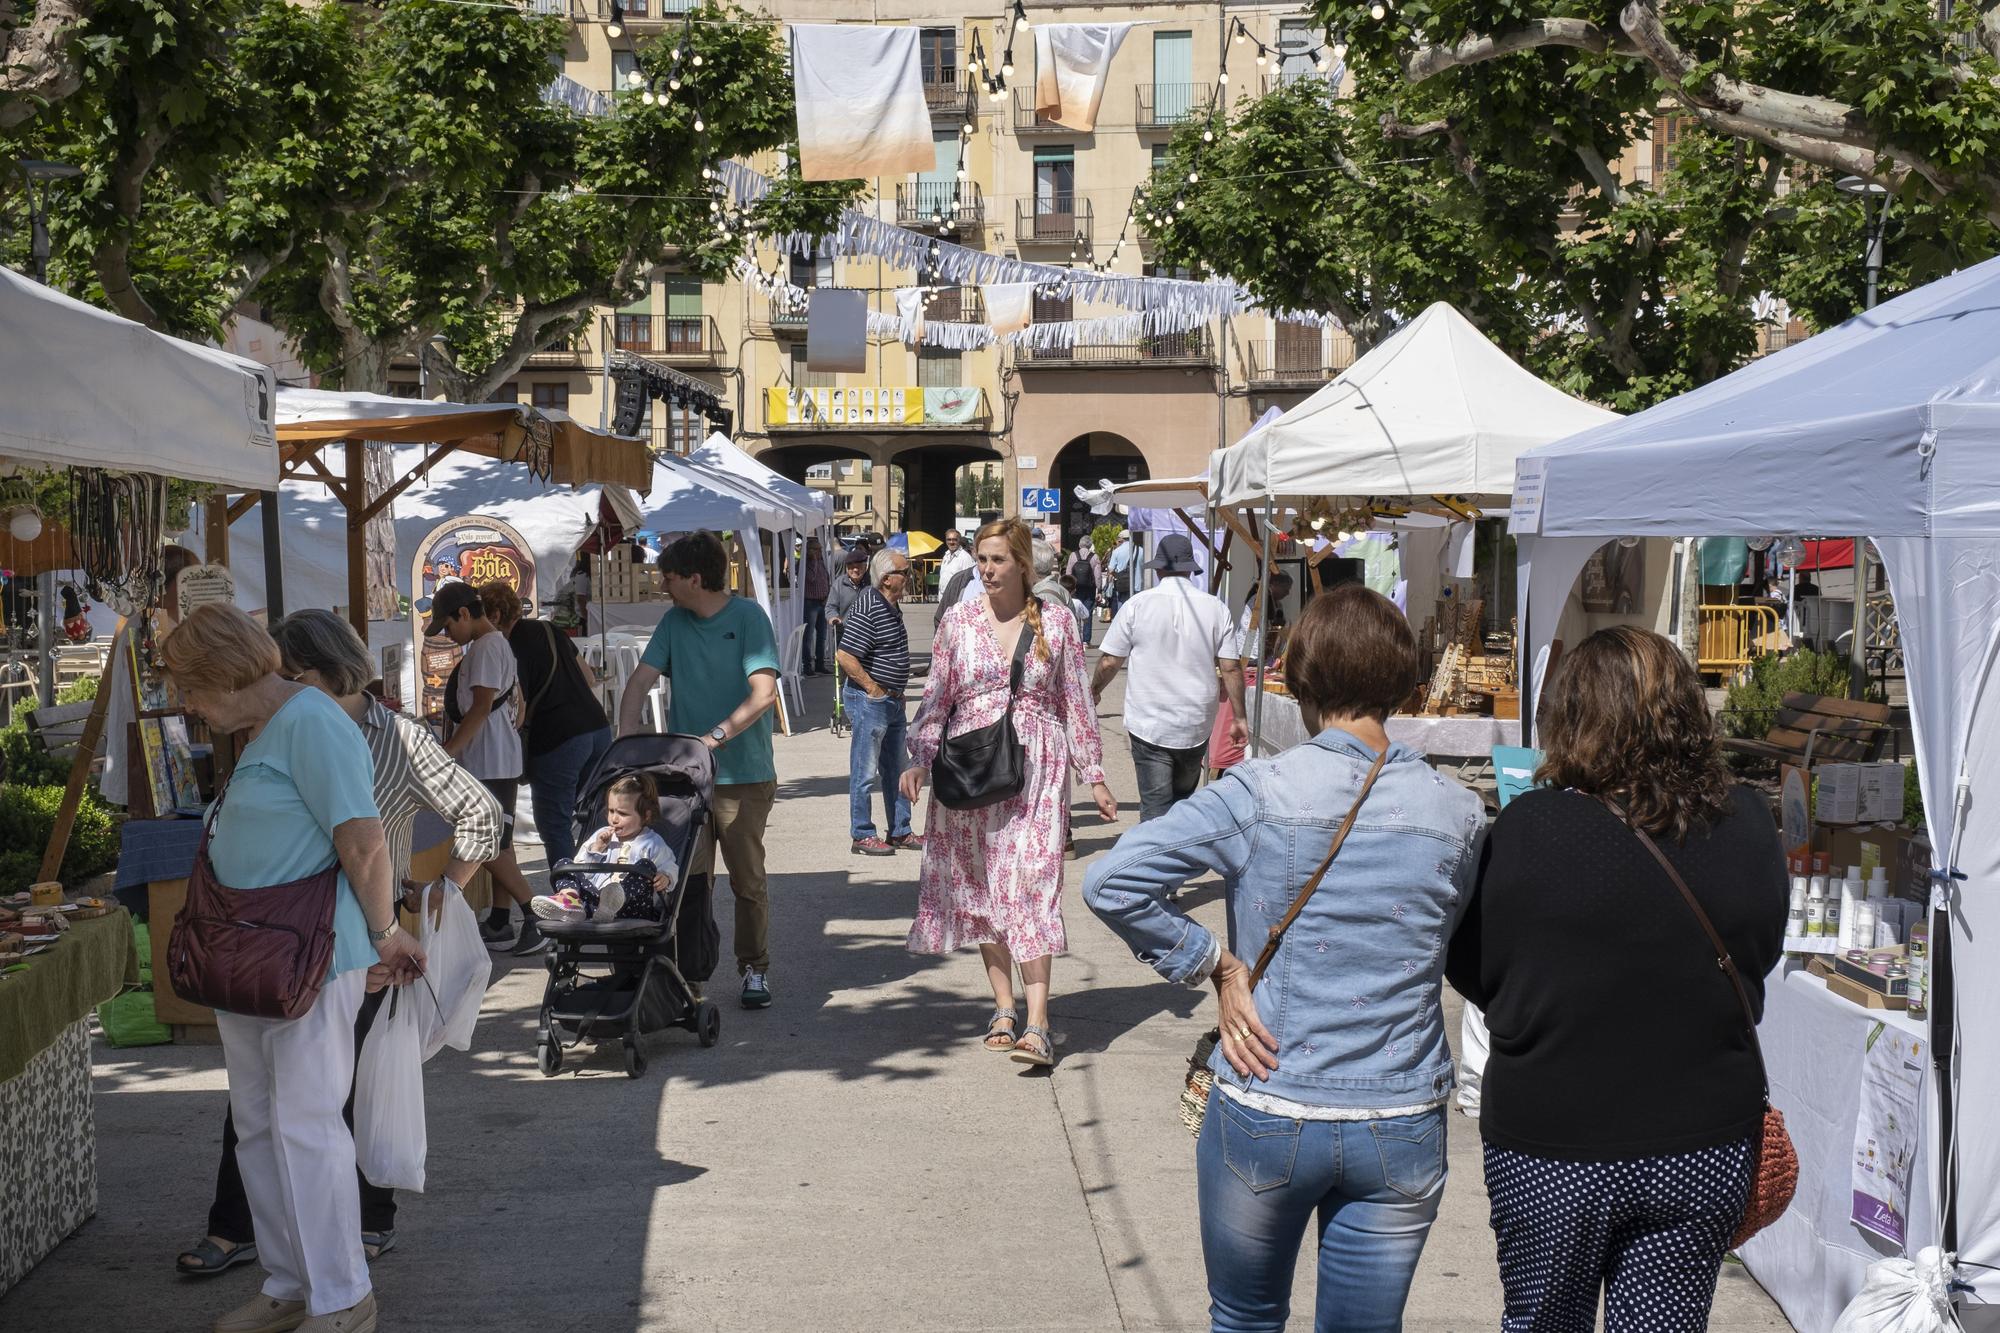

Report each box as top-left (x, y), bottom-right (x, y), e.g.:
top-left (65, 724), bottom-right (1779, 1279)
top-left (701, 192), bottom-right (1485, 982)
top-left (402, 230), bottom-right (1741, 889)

top-left (596, 882), bottom-right (626, 921)
top-left (530, 889), bottom-right (585, 924)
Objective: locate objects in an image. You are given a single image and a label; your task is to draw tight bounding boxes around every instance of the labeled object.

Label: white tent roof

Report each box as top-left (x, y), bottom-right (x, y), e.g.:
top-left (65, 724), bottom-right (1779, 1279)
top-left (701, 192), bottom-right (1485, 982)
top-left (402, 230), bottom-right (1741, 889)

top-left (0, 266), bottom-right (278, 489)
top-left (1208, 302), bottom-right (1616, 507)
top-left (1521, 257), bottom-right (2000, 540)
top-left (690, 432), bottom-right (834, 524)
top-left (630, 453), bottom-right (798, 534)
top-left (1109, 474), bottom-right (1210, 512)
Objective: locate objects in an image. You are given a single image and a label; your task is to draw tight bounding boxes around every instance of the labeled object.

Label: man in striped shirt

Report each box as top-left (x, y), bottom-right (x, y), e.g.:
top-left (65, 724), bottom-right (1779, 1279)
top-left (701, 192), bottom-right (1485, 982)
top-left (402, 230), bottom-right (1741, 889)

top-left (835, 548), bottom-right (922, 856)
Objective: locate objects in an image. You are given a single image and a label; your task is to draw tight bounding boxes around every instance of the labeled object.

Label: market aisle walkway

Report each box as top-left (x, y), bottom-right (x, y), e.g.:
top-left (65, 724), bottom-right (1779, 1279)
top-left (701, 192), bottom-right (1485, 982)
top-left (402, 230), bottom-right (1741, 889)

top-left (2, 605), bottom-right (1790, 1332)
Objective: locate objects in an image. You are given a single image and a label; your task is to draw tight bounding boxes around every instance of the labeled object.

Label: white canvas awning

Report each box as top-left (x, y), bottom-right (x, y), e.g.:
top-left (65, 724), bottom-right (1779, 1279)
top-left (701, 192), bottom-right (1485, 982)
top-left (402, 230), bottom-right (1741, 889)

top-left (690, 432), bottom-right (834, 524)
top-left (630, 453), bottom-right (795, 534)
top-left (0, 266), bottom-right (278, 489)
top-left (1208, 303), bottom-right (1616, 508)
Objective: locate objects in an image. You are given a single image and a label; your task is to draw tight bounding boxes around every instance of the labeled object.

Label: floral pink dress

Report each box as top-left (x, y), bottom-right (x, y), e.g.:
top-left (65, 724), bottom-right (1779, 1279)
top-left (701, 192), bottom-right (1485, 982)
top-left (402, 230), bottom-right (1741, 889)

top-left (907, 598), bottom-right (1106, 962)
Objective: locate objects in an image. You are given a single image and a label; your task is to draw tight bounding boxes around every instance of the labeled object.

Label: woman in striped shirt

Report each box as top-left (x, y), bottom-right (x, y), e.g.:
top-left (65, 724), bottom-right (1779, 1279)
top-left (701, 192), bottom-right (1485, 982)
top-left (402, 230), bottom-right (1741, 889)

top-left (176, 610), bottom-right (502, 1280)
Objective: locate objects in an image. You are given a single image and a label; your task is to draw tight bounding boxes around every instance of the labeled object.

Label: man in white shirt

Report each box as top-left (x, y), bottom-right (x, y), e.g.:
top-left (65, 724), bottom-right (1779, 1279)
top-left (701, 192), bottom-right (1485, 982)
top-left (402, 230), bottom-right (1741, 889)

top-left (1091, 534), bottom-right (1246, 822)
top-left (935, 526), bottom-right (974, 598)
top-left (1106, 529), bottom-right (1136, 616)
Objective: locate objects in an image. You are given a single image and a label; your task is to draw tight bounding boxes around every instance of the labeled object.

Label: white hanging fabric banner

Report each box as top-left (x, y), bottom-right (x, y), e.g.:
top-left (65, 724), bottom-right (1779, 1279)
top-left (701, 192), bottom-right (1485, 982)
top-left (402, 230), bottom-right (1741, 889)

top-left (790, 25), bottom-right (934, 181)
top-left (984, 283), bottom-right (1036, 335)
top-left (1033, 24), bottom-right (1134, 132)
top-left (894, 287), bottom-right (926, 345)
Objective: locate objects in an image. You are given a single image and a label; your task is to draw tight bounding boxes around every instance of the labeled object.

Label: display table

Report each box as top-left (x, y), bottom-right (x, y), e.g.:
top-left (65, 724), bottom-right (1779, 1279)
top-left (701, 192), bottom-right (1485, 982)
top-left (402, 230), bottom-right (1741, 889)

top-left (1738, 968), bottom-right (1936, 1333)
top-left (0, 907), bottom-right (140, 1295)
top-left (116, 812), bottom-right (455, 1032)
top-left (1252, 688), bottom-right (1522, 757)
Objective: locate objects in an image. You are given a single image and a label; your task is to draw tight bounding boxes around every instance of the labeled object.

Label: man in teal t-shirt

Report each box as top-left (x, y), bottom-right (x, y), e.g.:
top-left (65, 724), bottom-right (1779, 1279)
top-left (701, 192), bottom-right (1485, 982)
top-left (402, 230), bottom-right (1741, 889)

top-left (618, 532), bottom-right (782, 1010)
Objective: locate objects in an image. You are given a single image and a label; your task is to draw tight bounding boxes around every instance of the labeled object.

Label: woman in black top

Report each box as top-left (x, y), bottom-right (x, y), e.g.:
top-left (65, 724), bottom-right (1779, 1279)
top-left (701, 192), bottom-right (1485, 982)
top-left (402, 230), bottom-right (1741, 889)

top-left (1446, 626), bottom-right (1785, 1333)
top-left (481, 583), bottom-right (613, 874)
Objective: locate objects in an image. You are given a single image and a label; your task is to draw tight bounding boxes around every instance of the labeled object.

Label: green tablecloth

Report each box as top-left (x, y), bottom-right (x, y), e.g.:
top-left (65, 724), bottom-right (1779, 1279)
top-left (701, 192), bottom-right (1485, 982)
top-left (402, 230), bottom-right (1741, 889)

top-left (0, 909), bottom-right (139, 1085)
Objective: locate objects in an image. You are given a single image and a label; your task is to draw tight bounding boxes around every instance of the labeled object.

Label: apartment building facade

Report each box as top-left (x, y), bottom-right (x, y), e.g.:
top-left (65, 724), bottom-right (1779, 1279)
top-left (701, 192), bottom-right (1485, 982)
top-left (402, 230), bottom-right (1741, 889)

top-left (381, 1), bottom-right (1355, 545)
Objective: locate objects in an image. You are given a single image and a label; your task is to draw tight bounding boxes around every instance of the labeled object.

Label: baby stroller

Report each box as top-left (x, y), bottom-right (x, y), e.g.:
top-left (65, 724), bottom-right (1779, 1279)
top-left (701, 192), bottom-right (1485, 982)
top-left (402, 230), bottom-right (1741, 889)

top-left (533, 734), bottom-right (721, 1079)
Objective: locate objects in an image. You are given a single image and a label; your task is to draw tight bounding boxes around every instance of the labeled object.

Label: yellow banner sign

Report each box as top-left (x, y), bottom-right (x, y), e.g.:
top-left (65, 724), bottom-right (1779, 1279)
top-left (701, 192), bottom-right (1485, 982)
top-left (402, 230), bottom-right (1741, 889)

top-left (767, 386), bottom-right (926, 425)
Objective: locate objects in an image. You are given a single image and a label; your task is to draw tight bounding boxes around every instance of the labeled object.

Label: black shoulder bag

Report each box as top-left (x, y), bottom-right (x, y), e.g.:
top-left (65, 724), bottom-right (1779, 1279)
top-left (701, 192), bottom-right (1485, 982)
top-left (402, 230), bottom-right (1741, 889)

top-left (932, 608), bottom-right (1038, 811)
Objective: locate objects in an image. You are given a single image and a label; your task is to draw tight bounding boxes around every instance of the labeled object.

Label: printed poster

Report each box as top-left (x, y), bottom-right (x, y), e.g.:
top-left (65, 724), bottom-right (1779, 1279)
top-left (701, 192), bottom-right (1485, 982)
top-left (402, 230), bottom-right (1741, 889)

top-left (1851, 1023), bottom-right (1925, 1245)
top-left (409, 516), bottom-right (537, 730)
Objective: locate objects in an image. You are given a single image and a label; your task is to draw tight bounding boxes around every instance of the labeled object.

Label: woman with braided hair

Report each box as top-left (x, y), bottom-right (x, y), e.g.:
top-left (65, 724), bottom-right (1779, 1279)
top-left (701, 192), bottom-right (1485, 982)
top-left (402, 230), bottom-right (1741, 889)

top-left (902, 519), bottom-right (1116, 1068)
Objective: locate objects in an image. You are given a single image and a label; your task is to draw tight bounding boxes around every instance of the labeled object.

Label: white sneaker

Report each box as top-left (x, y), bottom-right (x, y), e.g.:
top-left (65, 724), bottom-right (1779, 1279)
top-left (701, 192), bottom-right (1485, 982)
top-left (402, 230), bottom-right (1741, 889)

top-left (529, 891), bottom-right (583, 924)
top-left (596, 882), bottom-right (626, 920)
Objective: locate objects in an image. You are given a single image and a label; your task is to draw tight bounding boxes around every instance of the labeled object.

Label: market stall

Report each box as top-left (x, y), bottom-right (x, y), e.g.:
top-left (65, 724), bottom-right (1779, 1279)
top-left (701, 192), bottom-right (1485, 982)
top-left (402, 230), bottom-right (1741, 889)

top-left (1204, 302), bottom-right (1619, 758)
top-left (1512, 255), bottom-right (2000, 1326)
top-left (0, 267), bottom-right (277, 1299)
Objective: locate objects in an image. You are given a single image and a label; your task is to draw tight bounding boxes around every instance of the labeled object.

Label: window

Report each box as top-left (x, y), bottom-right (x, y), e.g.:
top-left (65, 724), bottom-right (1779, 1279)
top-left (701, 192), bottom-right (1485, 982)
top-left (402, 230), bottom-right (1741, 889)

top-left (388, 381), bottom-right (420, 399)
top-left (788, 247), bottom-right (836, 289)
top-left (916, 347), bottom-right (962, 388)
top-left (1152, 31), bottom-right (1193, 121)
top-left (612, 51), bottom-right (642, 94)
top-left (1650, 115), bottom-right (1690, 182)
top-left (1033, 288), bottom-right (1072, 323)
top-left (614, 314), bottom-right (653, 350)
top-left (1033, 147), bottom-right (1075, 240)
top-left (790, 343), bottom-right (834, 388)
top-left (485, 382), bottom-right (520, 403)
top-left (1277, 19), bottom-right (1318, 83)
top-left (919, 27), bottom-right (958, 87)
top-left (661, 402), bottom-right (704, 453)
top-left (1143, 262), bottom-right (1194, 281)
top-left (664, 277), bottom-right (703, 353)
top-left (834, 492), bottom-right (853, 512)
top-left (1273, 317), bottom-right (1322, 374)
top-left (531, 382), bottom-right (571, 412)
top-left (1151, 143), bottom-right (1170, 178)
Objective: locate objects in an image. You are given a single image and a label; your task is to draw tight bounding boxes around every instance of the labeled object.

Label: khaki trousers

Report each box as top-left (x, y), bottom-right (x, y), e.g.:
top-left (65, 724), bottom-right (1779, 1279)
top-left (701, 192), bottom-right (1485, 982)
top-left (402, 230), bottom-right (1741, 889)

top-left (694, 780), bottom-right (777, 974)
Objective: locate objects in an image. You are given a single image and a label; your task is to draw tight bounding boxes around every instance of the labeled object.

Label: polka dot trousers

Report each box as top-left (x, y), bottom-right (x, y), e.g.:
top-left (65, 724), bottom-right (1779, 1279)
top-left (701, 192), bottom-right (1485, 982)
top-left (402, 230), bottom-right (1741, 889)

top-left (1484, 1136), bottom-right (1755, 1333)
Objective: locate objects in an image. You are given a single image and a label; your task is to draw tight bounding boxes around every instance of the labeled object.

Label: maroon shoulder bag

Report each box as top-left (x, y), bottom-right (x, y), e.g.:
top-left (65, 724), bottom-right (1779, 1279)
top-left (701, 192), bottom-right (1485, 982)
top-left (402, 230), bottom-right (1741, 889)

top-left (168, 783), bottom-right (340, 1020)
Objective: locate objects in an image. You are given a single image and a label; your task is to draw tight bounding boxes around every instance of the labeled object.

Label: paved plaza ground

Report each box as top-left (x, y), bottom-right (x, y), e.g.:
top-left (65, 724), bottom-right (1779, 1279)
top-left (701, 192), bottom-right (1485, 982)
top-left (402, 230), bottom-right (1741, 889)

top-left (2, 606), bottom-right (1793, 1332)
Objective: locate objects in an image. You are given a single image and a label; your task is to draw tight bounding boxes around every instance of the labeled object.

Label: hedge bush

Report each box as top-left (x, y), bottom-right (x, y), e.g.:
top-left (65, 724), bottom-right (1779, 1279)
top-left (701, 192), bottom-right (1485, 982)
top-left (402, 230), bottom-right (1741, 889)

top-left (1720, 649), bottom-right (1884, 742)
top-left (0, 671), bottom-right (104, 786)
top-left (0, 783), bottom-right (119, 894)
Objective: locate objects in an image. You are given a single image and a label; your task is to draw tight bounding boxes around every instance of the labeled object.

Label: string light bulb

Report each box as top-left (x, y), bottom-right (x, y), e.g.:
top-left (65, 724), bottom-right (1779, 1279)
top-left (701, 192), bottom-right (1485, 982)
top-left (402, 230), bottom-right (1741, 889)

top-left (640, 85), bottom-right (655, 105)
top-left (691, 53), bottom-right (703, 67)
top-left (1202, 128), bottom-right (1214, 142)
top-left (693, 115), bottom-right (705, 131)
top-left (1369, 2), bottom-right (1386, 17)
top-left (966, 55), bottom-right (980, 73)
top-left (1315, 51), bottom-right (1329, 72)
top-left (606, 0), bottom-right (624, 38)
top-left (1218, 70), bottom-right (1229, 84)
top-left (1256, 51), bottom-right (1267, 66)
top-left (668, 76), bottom-right (681, 91)
top-left (1334, 42), bottom-right (1348, 59)
top-left (1233, 26), bottom-right (1244, 44)
top-left (670, 46), bottom-right (682, 61)
top-left (1002, 60), bottom-right (1015, 78)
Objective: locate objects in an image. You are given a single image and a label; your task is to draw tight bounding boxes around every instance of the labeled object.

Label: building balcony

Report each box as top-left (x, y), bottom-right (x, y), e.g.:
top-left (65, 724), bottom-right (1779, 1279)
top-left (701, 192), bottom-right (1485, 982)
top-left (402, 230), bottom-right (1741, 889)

top-left (1245, 332), bottom-right (1356, 386)
top-left (1014, 197), bottom-right (1091, 248)
top-left (1136, 83), bottom-right (1217, 132)
top-left (593, 0), bottom-right (695, 29)
top-left (1012, 87), bottom-right (1070, 134)
top-left (897, 179), bottom-right (985, 231)
top-left (919, 287), bottom-right (986, 325)
top-left (765, 385), bottom-right (990, 430)
top-left (524, 329), bottom-right (594, 369)
top-left (923, 76), bottom-right (974, 120)
top-left (1016, 330), bottom-right (1214, 369)
top-left (611, 315), bottom-right (724, 365)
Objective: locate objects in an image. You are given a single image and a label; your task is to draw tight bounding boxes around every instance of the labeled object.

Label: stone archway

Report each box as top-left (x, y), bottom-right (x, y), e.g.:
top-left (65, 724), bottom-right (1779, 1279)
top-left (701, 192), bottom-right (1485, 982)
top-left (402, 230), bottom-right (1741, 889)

top-left (1049, 432), bottom-right (1148, 550)
top-left (755, 442), bottom-right (903, 534)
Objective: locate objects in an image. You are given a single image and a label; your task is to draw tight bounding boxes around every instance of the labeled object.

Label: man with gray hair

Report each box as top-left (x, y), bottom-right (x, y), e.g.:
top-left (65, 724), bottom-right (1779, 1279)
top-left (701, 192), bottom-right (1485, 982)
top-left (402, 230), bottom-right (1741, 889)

top-left (835, 546), bottom-right (921, 855)
top-left (1030, 536), bottom-right (1067, 608)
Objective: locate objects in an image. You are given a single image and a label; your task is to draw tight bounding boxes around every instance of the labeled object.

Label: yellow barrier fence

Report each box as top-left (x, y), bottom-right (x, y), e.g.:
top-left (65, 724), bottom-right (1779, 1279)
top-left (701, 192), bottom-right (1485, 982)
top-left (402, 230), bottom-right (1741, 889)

top-left (1698, 604), bottom-right (1780, 680)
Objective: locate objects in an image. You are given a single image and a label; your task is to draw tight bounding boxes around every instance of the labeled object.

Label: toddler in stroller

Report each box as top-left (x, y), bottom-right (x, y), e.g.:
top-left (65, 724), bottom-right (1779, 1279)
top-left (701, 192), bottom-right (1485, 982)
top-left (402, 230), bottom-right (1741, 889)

top-left (530, 774), bottom-right (679, 925)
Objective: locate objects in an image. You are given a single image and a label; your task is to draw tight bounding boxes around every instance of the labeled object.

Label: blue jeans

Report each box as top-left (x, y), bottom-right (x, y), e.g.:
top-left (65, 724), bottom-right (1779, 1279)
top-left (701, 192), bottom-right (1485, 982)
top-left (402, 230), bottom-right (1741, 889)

top-left (1197, 1093), bottom-right (1447, 1333)
top-left (524, 725), bottom-right (613, 867)
top-left (805, 598), bottom-right (828, 671)
top-left (844, 685), bottom-right (911, 840)
top-left (1130, 734), bottom-right (1207, 822)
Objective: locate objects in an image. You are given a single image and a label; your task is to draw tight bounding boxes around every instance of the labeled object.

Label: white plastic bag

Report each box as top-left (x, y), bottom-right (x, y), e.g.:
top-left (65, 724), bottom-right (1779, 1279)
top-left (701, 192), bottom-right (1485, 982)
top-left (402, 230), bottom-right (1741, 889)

top-left (353, 986), bottom-right (427, 1193)
top-left (1829, 1248), bottom-right (1958, 1333)
top-left (415, 888), bottom-right (491, 1061)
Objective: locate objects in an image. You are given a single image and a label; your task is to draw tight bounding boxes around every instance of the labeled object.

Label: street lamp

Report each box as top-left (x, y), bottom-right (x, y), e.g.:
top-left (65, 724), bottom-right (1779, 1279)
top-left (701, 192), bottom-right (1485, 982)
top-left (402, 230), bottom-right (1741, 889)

top-left (1836, 175), bottom-right (1890, 312)
top-left (15, 159), bottom-right (81, 287)
top-left (415, 332), bottom-right (450, 400)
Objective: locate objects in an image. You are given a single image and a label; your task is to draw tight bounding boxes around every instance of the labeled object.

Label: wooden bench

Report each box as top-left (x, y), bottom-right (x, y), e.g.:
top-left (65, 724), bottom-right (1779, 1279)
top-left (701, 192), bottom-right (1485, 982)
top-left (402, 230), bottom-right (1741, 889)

top-left (24, 701), bottom-right (103, 767)
top-left (1720, 691), bottom-right (1898, 770)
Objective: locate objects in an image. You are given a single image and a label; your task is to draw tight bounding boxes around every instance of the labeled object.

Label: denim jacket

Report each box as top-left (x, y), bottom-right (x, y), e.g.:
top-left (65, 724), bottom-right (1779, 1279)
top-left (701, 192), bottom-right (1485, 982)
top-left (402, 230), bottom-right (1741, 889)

top-left (1083, 729), bottom-right (1485, 1111)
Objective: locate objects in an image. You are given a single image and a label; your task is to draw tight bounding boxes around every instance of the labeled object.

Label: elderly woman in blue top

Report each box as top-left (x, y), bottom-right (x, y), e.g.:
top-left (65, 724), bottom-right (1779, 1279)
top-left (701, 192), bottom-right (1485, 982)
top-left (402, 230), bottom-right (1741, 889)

top-left (1083, 584), bottom-right (1484, 1333)
top-left (163, 604), bottom-right (425, 1333)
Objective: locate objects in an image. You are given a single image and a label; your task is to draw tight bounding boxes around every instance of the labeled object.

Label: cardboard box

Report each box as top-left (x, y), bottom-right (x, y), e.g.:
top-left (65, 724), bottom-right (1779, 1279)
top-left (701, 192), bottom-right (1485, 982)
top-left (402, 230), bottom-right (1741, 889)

top-left (1813, 825), bottom-right (1931, 903)
top-left (1826, 972), bottom-right (1909, 1011)
top-left (1834, 945), bottom-right (1909, 997)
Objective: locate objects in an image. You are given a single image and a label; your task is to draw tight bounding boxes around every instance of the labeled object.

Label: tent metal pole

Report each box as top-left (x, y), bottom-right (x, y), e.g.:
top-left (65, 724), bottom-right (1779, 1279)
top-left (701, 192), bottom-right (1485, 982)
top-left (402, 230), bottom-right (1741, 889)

top-left (36, 571), bottom-right (55, 707)
top-left (1249, 495), bottom-right (1274, 758)
top-left (261, 491), bottom-right (286, 621)
top-left (345, 442), bottom-right (368, 642)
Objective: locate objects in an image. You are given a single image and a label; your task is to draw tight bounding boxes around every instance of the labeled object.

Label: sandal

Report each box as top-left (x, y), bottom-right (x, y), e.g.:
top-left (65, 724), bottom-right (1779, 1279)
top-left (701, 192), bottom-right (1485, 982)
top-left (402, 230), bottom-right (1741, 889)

top-left (177, 1236), bottom-right (257, 1277)
top-left (363, 1229), bottom-right (396, 1262)
top-left (982, 1009), bottom-right (1019, 1051)
top-left (1009, 1024), bottom-right (1055, 1068)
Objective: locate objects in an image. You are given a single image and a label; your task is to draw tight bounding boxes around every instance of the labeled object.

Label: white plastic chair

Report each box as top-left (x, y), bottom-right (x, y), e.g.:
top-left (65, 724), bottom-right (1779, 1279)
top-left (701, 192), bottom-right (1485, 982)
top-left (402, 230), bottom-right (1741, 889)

top-left (778, 623), bottom-right (807, 723)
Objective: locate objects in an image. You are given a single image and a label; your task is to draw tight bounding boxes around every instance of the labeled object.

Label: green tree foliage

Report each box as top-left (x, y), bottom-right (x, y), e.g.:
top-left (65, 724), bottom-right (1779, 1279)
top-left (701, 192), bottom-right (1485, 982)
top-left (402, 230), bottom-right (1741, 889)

top-left (1149, 2), bottom-right (2000, 407)
top-left (4, 1), bottom-right (858, 396)
top-left (0, 782), bottom-right (119, 893)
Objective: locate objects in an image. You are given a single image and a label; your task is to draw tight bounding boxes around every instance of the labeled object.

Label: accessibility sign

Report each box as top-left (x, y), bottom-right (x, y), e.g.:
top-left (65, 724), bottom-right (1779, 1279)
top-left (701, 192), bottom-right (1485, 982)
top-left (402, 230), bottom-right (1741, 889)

top-left (1021, 487), bottom-right (1061, 513)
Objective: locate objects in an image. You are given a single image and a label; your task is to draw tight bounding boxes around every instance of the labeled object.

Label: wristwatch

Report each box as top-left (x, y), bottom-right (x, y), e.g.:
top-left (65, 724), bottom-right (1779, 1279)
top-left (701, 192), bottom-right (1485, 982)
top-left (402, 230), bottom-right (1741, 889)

top-left (709, 725), bottom-right (728, 744)
top-left (369, 919), bottom-right (401, 945)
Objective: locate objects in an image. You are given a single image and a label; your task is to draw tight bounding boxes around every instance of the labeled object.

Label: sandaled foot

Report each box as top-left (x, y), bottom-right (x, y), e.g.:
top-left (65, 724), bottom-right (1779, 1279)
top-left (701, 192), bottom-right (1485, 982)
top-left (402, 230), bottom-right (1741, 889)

top-left (362, 1229), bottom-right (395, 1262)
top-left (178, 1236), bottom-right (257, 1277)
top-left (1009, 1024), bottom-right (1055, 1068)
top-left (982, 1008), bottom-right (1018, 1051)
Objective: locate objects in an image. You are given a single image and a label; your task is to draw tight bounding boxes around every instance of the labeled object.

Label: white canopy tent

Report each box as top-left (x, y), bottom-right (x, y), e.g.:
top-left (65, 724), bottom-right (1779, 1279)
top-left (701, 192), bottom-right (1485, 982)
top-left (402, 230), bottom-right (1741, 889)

top-left (690, 433), bottom-right (835, 526)
top-left (1514, 254), bottom-right (2000, 1322)
top-left (0, 266), bottom-right (277, 489)
top-left (1208, 301), bottom-right (1617, 508)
